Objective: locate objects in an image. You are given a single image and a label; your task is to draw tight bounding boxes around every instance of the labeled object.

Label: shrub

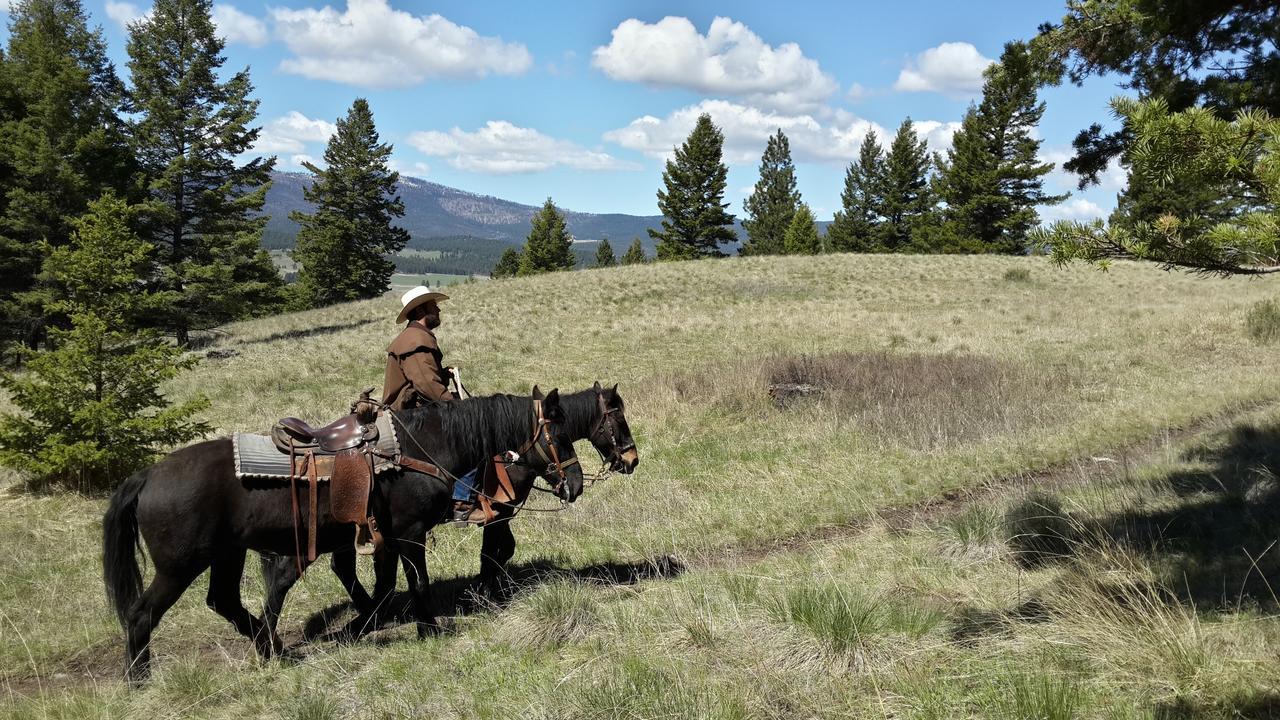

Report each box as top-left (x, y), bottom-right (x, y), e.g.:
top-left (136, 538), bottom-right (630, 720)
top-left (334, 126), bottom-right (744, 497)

top-left (1003, 492), bottom-right (1075, 568)
top-left (1245, 298), bottom-right (1280, 343)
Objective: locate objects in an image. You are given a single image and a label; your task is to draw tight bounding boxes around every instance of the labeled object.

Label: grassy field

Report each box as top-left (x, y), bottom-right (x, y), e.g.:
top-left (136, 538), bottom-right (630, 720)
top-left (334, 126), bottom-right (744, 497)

top-left (4, 253), bottom-right (1280, 718)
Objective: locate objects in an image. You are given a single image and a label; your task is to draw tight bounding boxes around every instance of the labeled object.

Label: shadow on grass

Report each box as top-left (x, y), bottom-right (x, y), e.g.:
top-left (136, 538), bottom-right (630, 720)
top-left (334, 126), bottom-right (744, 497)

top-left (189, 317), bottom-right (383, 351)
top-left (297, 554), bottom-right (684, 644)
top-left (1005, 423), bottom-right (1280, 611)
top-left (1155, 691), bottom-right (1280, 719)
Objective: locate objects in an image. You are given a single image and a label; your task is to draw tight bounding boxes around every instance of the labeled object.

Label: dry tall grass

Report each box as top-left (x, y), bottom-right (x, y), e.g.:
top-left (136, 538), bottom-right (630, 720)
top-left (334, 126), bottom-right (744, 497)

top-left (4, 253), bottom-right (1280, 717)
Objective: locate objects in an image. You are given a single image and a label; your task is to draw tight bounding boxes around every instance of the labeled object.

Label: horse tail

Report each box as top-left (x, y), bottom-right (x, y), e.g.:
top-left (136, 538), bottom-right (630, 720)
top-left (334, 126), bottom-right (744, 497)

top-left (103, 469), bottom-right (148, 629)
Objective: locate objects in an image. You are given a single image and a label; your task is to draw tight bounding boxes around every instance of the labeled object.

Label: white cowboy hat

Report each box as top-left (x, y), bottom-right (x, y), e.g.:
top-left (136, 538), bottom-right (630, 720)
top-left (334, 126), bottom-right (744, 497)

top-left (396, 285), bottom-right (449, 323)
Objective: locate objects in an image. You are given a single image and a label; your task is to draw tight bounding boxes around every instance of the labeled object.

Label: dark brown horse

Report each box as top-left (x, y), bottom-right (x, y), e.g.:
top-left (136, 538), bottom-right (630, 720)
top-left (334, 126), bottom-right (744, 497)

top-left (259, 382), bottom-right (639, 635)
top-left (102, 388), bottom-right (583, 683)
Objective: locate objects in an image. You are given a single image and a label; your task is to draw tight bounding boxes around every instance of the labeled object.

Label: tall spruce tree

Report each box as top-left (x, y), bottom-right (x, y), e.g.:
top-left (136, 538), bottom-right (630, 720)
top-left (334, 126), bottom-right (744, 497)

top-left (621, 237), bottom-right (647, 265)
top-left (290, 99), bottom-right (408, 308)
top-left (876, 119), bottom-right (935, 251)
top-left (491, 247), bottom-right (521, 278)
top-left (935, 42), bottom-right (1067, 254)
top-left (741, 129), bottom-right (801, 256)
top-left (125, 0), bottom-right (282, 344)
top-left (783, 204), bottom-right (821, 255)
top-left (827, 131), bottom-right (885, 252)
top-left (0, 194), bottom-right (208, 492)
top-left (0, 0), bottom-right (134, 354)
top-left (518, 198), bottom-right (575, 275)
top-left (594, 238), bottom-right (616, 268)
top-left (650, 114), bottom-right (737, 260)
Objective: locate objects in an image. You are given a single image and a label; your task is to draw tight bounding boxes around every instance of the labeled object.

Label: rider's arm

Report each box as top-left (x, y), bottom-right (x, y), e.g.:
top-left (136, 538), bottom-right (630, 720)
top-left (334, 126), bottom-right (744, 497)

top-left (399, 350), bottom-right (455, 403)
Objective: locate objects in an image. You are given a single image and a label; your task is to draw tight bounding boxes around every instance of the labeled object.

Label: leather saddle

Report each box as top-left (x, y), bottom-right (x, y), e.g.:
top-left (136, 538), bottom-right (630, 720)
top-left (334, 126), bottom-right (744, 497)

top-left (273, 414), bottom-right (375, 454)
top-left (270, 390), bottom-right (385, 570)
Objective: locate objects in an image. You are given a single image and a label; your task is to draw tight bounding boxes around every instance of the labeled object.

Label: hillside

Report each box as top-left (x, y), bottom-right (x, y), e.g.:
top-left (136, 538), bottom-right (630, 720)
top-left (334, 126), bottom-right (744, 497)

top-left (260, 170), bottom-right (669, 252)
top-left (4, 254), bottom-right (1280, 718)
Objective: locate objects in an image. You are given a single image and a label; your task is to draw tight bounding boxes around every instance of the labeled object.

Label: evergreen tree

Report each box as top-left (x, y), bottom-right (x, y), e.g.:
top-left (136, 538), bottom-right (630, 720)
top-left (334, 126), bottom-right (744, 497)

top-left (125, 0), bottom-right (282, 344)
top-left (0, 194), bottom-right (208, 492)
top-left (935, 42), bottom-right (1067, 254)
top-left (827, 131), bottom-right (885, 252)
top-left (621, 237), bottom-right (647, 265)
top-left (518, 198), bottom-right (575, 275)
top-left (650, 114), bottom-right (737, 260)
top-left (290, 99), bottom-right (408, 308)
top-left (1037, 99), bottom-right (1280, 277)
top-left (491, 247), bottom-right (521, 278)
top-left (783, 204), bottom-right (821, 255)
top-left (0, 0), bottom-right (134, 353)
top-left (741, 129), bottom-right (800, 256)
top-left (594, 237), bottom-right (616, 268)
top-left (876, 119), bottom-right (935, 251)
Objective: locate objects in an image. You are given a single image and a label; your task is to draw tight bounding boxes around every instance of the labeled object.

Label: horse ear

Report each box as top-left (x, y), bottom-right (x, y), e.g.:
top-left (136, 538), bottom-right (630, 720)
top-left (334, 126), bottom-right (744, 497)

top-left (545, 388), bottom-right (560, 405)
top-left (532, 385), bottom-right (543, 400)
top-left (593, 380), bottom-right (602, 392)
top-left (610, 383), bottom-right (619, 397)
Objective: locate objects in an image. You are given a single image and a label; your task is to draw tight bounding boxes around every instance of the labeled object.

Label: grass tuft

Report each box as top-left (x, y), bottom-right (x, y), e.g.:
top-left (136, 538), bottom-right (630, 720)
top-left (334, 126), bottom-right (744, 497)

top-left (1246, 298), bottom-right (1280, 344)
top-left (1003, 267), bottom-right (1033, 282)
top-left (765, 583), bottom-right (883, 654)
top-left (1004, 491), bottom-right (1076, 568)
top-left (493, 580), bottom-right (599, 651)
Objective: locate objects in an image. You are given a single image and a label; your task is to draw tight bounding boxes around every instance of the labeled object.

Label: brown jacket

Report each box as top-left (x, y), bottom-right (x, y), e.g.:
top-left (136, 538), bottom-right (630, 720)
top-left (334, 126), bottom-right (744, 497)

top-left (382, 324), bottom-right (456, 410)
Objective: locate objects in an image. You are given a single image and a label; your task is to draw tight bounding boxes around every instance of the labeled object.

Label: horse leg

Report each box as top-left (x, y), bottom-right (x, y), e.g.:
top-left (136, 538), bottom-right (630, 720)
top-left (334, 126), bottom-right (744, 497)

top-left (329, 546), bottom-right (373, 614)
top-left (259, 553), bottom-right (308, 655)
top-left (206, 548), bottom-right (276, 659)
top-left (479, 521), bottom-right (517, 601)
top-left (125, 568), bottom-right (200, 684)
top-left (341, 548), bottom-right (399, 641)
top-left (399, 541), bottom-right (439, 638)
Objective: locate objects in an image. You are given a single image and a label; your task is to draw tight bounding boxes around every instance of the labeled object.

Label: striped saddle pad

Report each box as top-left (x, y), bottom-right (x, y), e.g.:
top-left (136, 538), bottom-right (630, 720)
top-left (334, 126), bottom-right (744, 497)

top-left (233, 412), bottom-right (403, 482)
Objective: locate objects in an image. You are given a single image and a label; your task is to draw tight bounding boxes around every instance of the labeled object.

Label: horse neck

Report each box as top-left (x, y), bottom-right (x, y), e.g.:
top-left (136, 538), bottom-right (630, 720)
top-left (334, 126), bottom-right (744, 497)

top-left (560, 388), bottom-right (601, 442)
top-left (397, 395), bottom-right (536, 474)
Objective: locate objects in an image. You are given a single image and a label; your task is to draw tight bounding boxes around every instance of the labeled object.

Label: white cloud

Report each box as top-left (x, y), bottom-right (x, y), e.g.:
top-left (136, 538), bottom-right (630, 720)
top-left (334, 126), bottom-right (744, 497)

top-left (389, 158), bottom-right (432, 178)
top-left (408, 121), bottom-right (639, 174)
top-left (105, 0), bottom-right (147, 26)
top-left (0, 0), bottom-right (14, 14)
top-left (271, 0), bottom-right (531, 88)
top-left (212, 4), bottom-right (268, 46)
top-left (254, 111), bottom-right (337, 155)
top-left (847, 82), bottom-right (869, 103)
top-left (289, 154), bottom-right (318, 168)
top-left (1040, 198), bottom-right (1107, 223)
top-left (1041, 147), bottom-right (1129, 194)
top-left (604, 99), bottom-right (960, 166)
top-left (592, 16), bottom-right (837, 112)
top-left (894, 42), bottom-right (994, 98)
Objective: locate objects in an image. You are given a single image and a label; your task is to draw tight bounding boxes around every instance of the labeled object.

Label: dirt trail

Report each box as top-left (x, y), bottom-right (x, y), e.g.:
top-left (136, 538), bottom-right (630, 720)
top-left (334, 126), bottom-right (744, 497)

top-left (689, 397), bottom-right (1280, 570)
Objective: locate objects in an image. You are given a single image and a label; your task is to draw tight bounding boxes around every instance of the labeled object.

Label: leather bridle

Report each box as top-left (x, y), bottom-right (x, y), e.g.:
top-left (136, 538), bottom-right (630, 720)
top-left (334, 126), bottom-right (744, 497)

top-left (588, 393), bottom-right (635, 472)
top-left (510, 398), bottom-right (580, 498)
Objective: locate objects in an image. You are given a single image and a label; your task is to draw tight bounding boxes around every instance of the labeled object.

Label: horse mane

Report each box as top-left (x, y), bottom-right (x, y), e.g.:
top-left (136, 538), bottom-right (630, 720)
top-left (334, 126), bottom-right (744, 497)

top-left (399, 394), bottom-right (534, 460)
top-left (558, 388), bottom-right (601, 440)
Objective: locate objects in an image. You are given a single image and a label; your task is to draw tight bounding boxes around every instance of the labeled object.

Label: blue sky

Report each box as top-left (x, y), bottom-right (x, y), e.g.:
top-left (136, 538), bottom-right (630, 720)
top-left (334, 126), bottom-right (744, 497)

top-left (2, 0), bottom-right (1130, 221)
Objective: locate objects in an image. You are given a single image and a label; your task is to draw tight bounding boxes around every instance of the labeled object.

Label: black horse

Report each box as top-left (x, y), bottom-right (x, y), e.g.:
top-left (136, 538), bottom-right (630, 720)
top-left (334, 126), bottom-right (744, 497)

top-left (259, 382), bottom-right (639, 635)
top-left (102, 388), bottom-right (583, 683)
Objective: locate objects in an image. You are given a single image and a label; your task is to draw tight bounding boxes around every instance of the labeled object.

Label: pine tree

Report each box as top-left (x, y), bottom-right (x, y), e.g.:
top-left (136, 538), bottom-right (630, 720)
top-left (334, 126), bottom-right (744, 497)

top-left (594, 238), bottom-right (616, 268)
top-left (650, 114), bottom-right (737, 260)
top-left (518, 198), bottom-right (575, 275)
top-left (827, 131), bottom-right (885, 252)
top-left (0, 194), bottom-right (209, 492)
top-left (783, 204), bottom-right (821, 255)
top-left (621, 237), bottom-right (647, 265)
top-left (877, 119), bottom-right (935, 251)
top-left (290, 99), bottom-right (408, 308)
top-left (1037, 99), bottom-right (1280, 277)
top-left (741, 129), bottom-right (800, 256)
top-left (0, 0), bottom-right (134, 353)
top-left (125, 0), bottom-right (282, 344)
top-left (934, 42), bottom-right (1067, 254)
top-left (491, 247), bottom-right (522, 278)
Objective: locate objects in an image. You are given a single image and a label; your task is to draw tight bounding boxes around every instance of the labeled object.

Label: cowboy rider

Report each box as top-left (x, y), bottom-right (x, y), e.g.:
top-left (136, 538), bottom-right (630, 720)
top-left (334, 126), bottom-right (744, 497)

top-left (383, 285), bottom-right (484, 524)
